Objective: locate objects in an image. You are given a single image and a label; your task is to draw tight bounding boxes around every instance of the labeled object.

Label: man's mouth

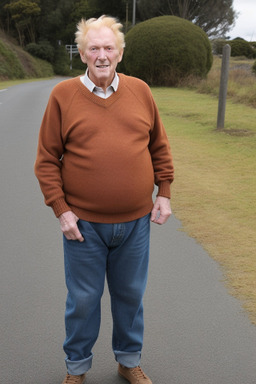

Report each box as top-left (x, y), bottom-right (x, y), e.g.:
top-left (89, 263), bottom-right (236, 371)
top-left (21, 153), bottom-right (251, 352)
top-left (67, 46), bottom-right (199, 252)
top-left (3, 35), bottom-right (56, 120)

top-left (96, 65), bottom-right (109, 68)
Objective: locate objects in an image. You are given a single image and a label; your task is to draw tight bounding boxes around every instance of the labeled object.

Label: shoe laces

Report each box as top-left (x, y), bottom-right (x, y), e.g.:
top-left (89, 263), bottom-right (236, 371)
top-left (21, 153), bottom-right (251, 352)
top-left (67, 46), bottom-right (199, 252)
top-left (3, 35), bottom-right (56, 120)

top-left (63, 374), bottom-right (83, 384)
top-left (130, 366), bottom-right (147, 380)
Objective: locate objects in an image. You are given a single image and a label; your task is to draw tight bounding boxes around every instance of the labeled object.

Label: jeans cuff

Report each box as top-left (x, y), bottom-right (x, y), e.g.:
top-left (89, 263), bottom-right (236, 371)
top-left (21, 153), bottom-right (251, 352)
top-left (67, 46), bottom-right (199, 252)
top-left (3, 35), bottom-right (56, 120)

top-left (65, 354), bottom-right (93, 375)
top-left (114, 350), bottom-right (141, 368)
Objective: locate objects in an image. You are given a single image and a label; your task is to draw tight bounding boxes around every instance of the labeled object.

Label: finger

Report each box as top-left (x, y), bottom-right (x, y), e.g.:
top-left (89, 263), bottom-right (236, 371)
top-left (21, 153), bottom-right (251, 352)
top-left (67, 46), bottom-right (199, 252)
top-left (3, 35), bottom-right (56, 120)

top-left (65, 233), bottom-right (84, 242)
top-left (64, 226), bottom-right (84, 242)
top-left (153, 211), bottom-right (171, 225)
top-left (77, 233), bottom-right (84, 242)
top-left (71, 227), bottom-right (84, 242)
top-left (150, 207), bottom-right (159, 222)
top-left (153, 215), bottom-right (165, 225)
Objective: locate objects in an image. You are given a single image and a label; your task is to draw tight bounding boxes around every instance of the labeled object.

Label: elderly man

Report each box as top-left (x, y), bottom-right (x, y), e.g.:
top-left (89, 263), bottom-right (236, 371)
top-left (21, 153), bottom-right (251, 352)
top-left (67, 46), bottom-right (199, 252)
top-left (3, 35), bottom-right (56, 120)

top-left (35, 15), bottom-right (174, 384)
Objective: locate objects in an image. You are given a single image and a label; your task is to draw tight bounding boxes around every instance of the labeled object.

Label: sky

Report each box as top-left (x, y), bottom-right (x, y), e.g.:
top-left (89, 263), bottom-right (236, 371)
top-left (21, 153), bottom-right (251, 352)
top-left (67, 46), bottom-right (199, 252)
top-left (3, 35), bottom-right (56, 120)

top-left (229, 0), bottom-right (256, 41)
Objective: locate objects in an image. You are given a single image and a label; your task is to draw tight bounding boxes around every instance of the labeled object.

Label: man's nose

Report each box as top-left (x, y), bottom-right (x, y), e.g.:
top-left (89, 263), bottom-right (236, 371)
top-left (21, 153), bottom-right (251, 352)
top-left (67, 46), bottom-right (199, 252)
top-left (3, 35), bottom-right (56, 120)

top-left (98, 48), bottom-right (106, 59)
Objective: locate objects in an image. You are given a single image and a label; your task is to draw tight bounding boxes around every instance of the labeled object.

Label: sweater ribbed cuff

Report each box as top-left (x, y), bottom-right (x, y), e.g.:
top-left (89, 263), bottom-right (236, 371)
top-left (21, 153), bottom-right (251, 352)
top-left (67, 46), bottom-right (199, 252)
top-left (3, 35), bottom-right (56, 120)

top-left (157, 181), bottom-right (171, 199)
top-left (51, 198), bottom-right (71, 218)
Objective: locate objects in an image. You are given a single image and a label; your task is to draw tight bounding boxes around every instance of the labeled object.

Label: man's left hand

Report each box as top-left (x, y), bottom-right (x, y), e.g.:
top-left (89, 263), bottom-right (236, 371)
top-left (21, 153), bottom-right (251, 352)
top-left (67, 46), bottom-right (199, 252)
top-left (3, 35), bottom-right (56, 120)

top-left (150, 196), bottom-right (172, 225)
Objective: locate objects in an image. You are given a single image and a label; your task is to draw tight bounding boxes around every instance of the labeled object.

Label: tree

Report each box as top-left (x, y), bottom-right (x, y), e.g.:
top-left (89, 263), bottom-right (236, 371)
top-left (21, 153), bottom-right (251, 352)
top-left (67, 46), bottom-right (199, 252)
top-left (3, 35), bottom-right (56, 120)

top-left (36, 0), bottom-right (99, 46)
top-left (91, 0), bottom-right (134, 24)
top-left (0, 0), bottom-right (11, 32)
top-left (4, 0), bottom-right (41, 45)
top-left (137, 0), bottom-right (237, 38)
top-left (65, 0), bottom-right (100, 43)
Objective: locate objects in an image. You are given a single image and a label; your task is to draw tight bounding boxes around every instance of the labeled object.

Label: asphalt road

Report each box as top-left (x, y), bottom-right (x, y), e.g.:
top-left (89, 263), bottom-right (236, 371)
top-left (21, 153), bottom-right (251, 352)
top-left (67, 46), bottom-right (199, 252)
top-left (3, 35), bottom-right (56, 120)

top-left (1, 78), bottom-right (256, 384)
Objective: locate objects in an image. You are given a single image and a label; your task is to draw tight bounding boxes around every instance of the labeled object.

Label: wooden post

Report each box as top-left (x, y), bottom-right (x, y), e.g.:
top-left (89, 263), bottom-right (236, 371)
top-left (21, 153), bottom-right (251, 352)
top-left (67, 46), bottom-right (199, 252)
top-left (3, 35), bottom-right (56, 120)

top-left (217, 44), bottom-right (231, 129)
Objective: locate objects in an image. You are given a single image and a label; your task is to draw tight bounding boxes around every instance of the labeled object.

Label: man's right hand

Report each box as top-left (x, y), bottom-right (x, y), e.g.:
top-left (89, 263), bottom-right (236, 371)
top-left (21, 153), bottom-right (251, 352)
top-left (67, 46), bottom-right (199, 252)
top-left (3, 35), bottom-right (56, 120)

top-left (58, 211), bottom-right (84, 242)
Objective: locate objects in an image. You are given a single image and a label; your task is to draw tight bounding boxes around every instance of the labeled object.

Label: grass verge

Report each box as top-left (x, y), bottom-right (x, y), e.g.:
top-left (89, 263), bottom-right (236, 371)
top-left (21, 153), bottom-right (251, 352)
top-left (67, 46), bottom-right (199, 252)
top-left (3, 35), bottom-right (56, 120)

top-left (0, 77), bottom-right (53, 89)
top-left (151, 87), bottom-right (256, 324)
top-left (191, 56), bottom-right (256, 108)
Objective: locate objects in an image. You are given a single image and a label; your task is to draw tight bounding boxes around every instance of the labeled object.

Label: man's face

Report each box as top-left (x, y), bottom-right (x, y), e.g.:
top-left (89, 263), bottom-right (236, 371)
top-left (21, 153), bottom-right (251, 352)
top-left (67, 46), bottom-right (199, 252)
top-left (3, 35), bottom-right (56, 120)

top-left (80, 26), bottom-right (123, 90)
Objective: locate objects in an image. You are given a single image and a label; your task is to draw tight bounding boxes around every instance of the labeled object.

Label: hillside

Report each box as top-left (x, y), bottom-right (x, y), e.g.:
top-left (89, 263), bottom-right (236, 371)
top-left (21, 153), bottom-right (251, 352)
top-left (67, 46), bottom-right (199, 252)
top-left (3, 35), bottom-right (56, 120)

top-left (0, 30), bottom-right (54, 80)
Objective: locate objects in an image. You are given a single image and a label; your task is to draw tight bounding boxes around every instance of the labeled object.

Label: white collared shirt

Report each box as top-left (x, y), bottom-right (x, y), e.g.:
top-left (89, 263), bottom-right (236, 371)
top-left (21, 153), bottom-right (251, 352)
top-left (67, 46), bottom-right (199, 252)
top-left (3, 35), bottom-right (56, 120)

top-left (80, 69), bottom-right (119, 99)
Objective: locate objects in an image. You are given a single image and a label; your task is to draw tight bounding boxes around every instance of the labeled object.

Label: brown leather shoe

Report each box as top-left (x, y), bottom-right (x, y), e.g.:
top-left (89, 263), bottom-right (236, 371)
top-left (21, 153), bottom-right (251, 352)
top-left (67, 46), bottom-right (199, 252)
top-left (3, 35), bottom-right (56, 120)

top-left (118, 364), bottom-right (152, 384)
top-left (62, 373), bottom-right (86, 384)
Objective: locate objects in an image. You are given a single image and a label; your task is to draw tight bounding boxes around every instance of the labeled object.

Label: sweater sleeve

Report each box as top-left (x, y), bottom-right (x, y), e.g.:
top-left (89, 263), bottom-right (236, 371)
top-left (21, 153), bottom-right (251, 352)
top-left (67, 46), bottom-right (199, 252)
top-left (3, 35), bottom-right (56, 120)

top-left (34, 89), bottom-right (70, 217)
top-left (148, 96), bottom-right (174, 199)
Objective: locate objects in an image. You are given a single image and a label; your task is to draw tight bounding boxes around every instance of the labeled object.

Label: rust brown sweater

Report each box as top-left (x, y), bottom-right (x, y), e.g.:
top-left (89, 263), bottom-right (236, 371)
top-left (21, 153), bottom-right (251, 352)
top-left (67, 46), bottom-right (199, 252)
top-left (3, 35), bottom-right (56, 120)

top-left (34, 74), bottom-right (174, 223)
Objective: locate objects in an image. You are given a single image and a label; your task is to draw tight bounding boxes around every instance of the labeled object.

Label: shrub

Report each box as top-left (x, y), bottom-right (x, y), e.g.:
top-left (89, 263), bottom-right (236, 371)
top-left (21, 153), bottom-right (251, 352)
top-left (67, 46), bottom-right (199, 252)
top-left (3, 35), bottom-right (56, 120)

top-left (26, 41), bottom-right (55, 63)
top-left (122, 16), bottom-right (213, 86)
top-left (228, 39), bottom-right (255, 59)
top-left (71, 54), bottom-right (85, 71)
top-left (53, 45), bottom-right (70, 75)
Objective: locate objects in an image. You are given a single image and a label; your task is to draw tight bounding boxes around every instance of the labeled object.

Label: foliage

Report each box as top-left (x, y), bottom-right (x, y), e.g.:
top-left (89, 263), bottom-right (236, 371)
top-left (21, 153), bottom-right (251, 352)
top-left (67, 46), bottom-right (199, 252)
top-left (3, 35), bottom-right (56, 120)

top-left (137, 0), bottom-right (237, 37)
top-left (228, 39), bottom-right (256, 59)
top-left (0, 39), bottom-right (26, 79)
top-left (29, 56), bottom-right (55, 77)
top-left (4, 0), bottom-right (41, 45)
top-left (93, 0), bottom-right (132, 20)
top-left (53, 45), bottom-right (70, 75)
top-left (122, 16), bottom-right (213, 86)
top-left (0, 35), bottom-right (53, 79)
top-left (211, 38), bottom-right (228, 55)
top-left (26, 40), bottom-right (55, 62)
top-left (212, 38), bottom-right (256, 59)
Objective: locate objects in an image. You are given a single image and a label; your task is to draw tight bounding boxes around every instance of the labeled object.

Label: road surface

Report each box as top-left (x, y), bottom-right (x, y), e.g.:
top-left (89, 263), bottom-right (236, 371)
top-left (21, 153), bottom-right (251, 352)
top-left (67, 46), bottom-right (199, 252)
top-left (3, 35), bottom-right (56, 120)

top-left (1, 78), bottom-right (256, 384)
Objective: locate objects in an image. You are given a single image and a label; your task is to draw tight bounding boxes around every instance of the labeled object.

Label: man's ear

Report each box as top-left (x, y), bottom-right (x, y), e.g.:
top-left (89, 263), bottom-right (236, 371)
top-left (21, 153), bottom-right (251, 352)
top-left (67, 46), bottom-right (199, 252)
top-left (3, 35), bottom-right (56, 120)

top-left (118, 49), bottom-right (124, 63)
top-left (79, 49), bottom-right (87, 64)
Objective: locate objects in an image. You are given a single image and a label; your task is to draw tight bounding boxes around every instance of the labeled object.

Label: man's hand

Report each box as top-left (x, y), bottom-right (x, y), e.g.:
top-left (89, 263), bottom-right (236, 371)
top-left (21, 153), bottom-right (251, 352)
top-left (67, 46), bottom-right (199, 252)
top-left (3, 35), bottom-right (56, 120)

top-left (151, 196), bottom-right (172, 225)
top-left (58, 211), bottom-right (84, 242)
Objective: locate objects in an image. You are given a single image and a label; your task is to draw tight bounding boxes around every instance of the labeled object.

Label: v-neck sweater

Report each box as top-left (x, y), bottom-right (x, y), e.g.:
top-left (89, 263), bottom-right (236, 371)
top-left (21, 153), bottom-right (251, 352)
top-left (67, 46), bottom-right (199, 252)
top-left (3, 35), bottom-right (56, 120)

top-left (35, 74), bottom-right (174, 223)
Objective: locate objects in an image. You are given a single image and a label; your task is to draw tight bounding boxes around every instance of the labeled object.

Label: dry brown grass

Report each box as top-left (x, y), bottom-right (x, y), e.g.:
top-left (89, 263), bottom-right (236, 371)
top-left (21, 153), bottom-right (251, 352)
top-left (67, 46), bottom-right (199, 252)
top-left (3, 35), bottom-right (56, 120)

top-left (152, 87), bottom-right (256, 324)
top-left (186, 56), bottom-right (256, 108)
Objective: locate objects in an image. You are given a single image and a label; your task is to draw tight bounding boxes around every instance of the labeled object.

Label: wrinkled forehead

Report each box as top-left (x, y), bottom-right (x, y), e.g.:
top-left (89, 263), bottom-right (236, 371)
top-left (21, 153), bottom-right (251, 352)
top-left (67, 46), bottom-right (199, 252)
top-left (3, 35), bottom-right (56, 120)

top-left (86, 26), bottom-right (119, 49)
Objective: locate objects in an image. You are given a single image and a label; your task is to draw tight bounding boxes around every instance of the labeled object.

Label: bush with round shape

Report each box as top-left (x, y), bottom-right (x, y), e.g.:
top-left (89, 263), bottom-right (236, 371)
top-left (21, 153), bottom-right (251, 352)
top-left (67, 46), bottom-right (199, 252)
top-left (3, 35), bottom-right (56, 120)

top-left (26, 41), bottom-right (55, 63)
top-left (122, 16), bottom-right (213, 86)
top-left (228, 39), bottom-right (255, 59)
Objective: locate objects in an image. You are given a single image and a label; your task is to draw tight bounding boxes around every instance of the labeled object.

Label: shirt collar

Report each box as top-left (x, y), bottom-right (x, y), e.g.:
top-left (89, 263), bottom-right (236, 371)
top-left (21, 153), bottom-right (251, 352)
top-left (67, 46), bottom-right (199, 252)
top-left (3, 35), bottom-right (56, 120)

top-left (84, 69), bottom-right (119, 93)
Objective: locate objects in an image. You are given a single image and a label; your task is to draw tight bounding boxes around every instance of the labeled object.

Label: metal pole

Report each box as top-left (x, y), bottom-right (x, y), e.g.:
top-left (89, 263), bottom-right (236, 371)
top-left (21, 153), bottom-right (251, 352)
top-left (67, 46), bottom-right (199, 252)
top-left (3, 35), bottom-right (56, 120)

top-left (132, 0), bottom-right (136, 25)
top-left (126, 1), bottom-right (129, 32)
top-left (217, 44), bottom-right (231, 129)
top-left (70, 46), bottom-right (72, 70)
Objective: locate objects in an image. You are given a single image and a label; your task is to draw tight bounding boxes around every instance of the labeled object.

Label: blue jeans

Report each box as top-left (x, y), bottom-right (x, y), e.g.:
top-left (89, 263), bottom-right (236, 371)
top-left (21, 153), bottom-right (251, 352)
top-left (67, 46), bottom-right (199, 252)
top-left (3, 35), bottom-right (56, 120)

top-left (63, 214), bottom-right (150, 375)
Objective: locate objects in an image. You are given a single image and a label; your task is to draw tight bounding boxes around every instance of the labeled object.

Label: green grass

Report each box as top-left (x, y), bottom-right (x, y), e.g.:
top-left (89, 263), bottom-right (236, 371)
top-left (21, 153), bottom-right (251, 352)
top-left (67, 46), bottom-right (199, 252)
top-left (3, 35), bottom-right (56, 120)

top-left (0, 30), bottom-right (54, 80)
top-left (152, 87), bottom-right (256, 324)
top-left (0, 77), bottom-right (53, 89)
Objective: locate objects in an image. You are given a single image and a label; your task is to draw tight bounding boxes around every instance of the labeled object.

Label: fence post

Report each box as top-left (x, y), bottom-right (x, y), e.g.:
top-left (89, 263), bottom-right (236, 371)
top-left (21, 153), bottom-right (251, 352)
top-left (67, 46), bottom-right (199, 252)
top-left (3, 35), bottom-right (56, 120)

top-left (217, 44), bottom-right (231, 129)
